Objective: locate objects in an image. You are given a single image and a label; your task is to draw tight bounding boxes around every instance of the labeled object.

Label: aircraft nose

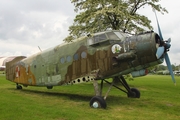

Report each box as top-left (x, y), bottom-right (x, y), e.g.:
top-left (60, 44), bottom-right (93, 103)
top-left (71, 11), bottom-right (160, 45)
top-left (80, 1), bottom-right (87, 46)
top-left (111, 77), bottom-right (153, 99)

top-left (163, 39), bottom-right (171, 52)
top-left (164, 38), bottom-right (171, 50)
top-left (165, 42), bottom-right (171, 49)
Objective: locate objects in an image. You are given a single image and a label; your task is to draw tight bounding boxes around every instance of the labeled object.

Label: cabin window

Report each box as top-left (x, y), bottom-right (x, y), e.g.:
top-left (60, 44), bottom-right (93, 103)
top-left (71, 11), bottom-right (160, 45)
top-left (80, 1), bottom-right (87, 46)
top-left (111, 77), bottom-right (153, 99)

top-left (60, 57), bottom-right (65, 64)
top-left (74, 53), bottom-right (79, 60)
top-left (67, 56), bottom-right (72, 62)
top-left (81, 51), bottom-right (87, 58)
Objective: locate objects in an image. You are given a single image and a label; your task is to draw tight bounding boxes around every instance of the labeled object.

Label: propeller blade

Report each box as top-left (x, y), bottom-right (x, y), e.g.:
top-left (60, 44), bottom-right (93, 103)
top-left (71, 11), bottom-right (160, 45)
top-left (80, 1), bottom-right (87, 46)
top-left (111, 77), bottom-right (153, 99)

top-left (154, 10), bottom-right (163, 40)
top-left (165, 53), bottom-right (176, 85)
top-left (167, 38), bottom-right (171, 43)
top-left (156, 46), bottom-right (164, 59)
top-left (154, 9), bottom-right (176, 85)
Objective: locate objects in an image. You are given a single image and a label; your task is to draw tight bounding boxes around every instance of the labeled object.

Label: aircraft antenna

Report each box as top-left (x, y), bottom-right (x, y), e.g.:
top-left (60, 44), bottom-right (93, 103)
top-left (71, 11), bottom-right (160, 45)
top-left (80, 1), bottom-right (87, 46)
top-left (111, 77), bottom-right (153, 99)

top-left (38, 46), bottom-right (42, 52)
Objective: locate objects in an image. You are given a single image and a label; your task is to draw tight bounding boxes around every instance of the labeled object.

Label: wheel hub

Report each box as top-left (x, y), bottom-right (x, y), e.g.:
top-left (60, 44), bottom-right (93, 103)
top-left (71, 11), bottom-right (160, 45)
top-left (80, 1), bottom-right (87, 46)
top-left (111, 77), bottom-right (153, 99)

top-left (92, 101), bottom-right (99, 108)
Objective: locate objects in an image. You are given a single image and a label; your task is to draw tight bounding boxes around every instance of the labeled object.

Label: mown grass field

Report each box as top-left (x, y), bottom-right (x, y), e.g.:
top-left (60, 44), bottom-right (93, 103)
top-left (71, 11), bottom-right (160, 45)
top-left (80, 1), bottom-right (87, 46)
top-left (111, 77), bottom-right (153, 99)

top-left (0, 74), bottom-right (180, 120)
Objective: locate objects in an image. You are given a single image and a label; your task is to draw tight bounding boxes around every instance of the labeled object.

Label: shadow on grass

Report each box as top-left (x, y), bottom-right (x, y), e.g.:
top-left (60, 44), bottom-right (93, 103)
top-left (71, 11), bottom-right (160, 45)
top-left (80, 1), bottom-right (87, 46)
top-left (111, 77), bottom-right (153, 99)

top-left (7, 87), bottom-right (129, 105)
top-left (7, 88), bottom-right (95, 102)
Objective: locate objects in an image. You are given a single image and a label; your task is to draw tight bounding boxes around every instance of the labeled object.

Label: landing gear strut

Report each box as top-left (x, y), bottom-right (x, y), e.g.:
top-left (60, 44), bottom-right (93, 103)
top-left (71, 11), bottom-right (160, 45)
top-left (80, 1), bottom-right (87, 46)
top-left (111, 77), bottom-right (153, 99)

top-left (90, 76), bottom-right (140, 109)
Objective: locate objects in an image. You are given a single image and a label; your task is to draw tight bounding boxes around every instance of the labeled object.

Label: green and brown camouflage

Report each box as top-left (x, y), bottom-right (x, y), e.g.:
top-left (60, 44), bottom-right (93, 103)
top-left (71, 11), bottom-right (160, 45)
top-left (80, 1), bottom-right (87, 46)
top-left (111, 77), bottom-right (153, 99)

top-left (5, 11), bottom-right (175, 109)
top-left (6, 30), bottom-right (163, 87)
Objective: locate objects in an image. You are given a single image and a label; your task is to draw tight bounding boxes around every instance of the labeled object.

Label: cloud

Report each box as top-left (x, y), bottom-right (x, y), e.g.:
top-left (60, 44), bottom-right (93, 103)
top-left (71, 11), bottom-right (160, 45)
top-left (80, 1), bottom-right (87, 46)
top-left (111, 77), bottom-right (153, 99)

top-left (0, 0), bottom-right (75, 56)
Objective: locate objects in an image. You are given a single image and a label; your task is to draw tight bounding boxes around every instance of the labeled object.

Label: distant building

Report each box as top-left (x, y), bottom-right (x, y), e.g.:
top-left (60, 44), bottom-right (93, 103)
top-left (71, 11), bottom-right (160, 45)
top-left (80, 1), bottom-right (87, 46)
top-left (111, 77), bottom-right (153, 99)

top-left (174, 71), bottom-right (180, 76)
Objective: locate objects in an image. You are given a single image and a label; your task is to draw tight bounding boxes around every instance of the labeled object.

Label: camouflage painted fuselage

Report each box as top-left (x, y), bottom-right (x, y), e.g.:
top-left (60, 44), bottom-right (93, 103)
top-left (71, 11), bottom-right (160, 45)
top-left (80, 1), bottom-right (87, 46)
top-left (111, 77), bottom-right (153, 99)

top-left (6, 30), bottom-right (163, 86)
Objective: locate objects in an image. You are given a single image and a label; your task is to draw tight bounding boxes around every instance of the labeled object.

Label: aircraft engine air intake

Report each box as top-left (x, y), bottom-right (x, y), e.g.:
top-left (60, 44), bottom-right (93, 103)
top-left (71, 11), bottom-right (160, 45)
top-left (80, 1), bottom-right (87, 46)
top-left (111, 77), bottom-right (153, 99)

top-left (155, 34), bottom-right (171, 59)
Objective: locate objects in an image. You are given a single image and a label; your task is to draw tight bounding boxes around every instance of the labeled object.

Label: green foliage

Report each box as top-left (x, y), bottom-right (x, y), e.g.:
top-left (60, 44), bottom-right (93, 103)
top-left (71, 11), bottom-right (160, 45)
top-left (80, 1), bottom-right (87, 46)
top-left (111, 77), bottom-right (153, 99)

top-left (1, 75), bottom-right (180, 120)
top-left (65, 0), bottom-right (168, 41)
top-left (156, 71), bottom-right (164, 75)
top-left (148, 64), bottom-right (168, 73)
top-left (124, 74), bottom-right (134, 80)
top-left (158, 64), bottom-right (167, 70)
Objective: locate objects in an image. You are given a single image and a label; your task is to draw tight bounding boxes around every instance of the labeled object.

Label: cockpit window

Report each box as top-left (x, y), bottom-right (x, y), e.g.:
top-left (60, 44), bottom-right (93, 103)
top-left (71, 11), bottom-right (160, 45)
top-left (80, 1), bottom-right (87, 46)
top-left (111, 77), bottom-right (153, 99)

top-left (94, 34), bottom-right (107, 43)
top-left (106, 32), bottom-right (119, 40)
top-left (114, 32), bottom-right (126, 38)
top-left (88, 31), bottom-right (127, 46)
top-left (88, 33), bottom-right (107, 46)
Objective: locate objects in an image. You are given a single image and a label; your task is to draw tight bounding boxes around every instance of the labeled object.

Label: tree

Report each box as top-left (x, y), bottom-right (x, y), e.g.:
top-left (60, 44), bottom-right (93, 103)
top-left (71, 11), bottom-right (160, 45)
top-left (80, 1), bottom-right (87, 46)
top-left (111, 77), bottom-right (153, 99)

top-left (64, 0), bottom-right (168, 42)
top-left (171, 64), bottom-right (176, 71)
top-left (173, 63), bottom-right (180, 71)
top-left (158, 64), bottom-right (167, 71)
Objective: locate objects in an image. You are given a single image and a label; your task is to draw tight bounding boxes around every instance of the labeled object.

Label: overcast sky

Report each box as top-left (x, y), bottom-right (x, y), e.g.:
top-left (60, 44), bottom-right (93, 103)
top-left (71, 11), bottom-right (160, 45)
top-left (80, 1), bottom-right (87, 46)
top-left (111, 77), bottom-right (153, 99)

top-left (0, 0), bottom-right (179, 65)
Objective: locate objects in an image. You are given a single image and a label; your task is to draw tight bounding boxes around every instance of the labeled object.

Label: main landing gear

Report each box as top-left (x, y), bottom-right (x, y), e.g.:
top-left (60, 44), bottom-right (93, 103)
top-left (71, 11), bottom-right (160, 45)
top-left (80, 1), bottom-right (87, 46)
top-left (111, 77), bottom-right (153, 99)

top-left (90, 76), bottom-right (140, 109)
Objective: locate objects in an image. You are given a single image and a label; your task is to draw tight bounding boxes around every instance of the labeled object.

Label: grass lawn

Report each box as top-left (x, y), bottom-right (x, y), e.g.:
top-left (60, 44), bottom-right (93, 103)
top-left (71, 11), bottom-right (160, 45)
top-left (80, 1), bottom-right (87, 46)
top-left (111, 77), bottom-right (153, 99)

top-left (0, 74), bottom-right (180, 120)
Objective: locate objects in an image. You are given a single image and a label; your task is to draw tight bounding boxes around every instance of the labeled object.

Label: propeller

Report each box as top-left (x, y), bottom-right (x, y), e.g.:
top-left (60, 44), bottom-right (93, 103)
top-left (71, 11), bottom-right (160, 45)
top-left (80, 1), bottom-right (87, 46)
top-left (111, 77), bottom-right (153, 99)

top-left (154, 10), bottom-right (176, 85)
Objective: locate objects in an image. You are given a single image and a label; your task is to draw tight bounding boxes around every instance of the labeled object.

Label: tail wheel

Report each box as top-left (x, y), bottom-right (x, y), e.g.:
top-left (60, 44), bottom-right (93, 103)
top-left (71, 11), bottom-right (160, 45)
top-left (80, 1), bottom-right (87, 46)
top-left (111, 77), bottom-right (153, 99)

top-left (127, 88), bottom-right (140, 98)
top-left (89, 96), bottom-right (107, 109)
top-left (16, 85), bottom-right (22, 89)
top-left (47, 86), bottom-right (53, 89)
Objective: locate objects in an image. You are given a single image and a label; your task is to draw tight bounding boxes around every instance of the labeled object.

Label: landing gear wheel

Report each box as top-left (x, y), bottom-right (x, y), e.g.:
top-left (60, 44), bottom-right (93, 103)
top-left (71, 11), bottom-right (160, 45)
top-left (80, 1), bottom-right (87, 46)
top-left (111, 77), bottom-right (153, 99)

top-left (16, 85), bottom-right (22, 90)
top-left (89, 96), bottom-right (107, 109)
top-left (47, 86), bottom-right (53, 89)
top-left (127, 88), bottom-right (140, 98)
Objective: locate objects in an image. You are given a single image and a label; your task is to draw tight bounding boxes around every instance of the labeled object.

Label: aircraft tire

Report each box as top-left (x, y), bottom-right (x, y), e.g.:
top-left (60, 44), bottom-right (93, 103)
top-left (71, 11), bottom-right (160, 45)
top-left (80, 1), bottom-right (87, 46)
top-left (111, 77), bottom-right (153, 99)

top-left (127, 88), bottom-right (140, 98)
top-left (16, 85), bottom-right (22, 90)
top-left (47, 86), bottom-right (53, 89)
top-left (89, 96), bottom-right (106, 109)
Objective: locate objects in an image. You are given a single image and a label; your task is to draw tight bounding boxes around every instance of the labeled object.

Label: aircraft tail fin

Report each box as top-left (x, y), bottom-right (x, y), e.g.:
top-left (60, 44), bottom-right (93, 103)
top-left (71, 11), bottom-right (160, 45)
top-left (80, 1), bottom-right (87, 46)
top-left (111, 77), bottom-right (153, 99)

top-left (6, 56), bottom-right (26, 81)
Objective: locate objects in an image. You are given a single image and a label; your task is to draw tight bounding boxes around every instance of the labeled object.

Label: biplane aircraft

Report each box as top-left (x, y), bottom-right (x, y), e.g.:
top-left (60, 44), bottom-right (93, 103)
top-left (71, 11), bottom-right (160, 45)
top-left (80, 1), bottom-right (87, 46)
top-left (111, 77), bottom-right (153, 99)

top-left (5, 13), bottom-right (175, 109)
